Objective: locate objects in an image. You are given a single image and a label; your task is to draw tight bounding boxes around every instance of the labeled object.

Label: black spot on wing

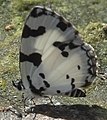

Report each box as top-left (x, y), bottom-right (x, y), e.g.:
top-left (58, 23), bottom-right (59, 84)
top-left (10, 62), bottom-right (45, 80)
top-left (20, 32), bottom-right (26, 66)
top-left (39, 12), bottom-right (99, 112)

top-left (71, 78), bottom-right (75, 83)
top-left (53, 41), bottom-right (68, 51)
top-left (30, 8), bottom-right (38, 17)
top-left (69, 42), bottom-right (79, 50)
top-left (30, 7), bottom-right (56, 18)
top-left (30, 7), bottom-right (43, 17)
top-left (33, 26), bottom-right (46, 37)
top-left (77, 65), bottom-right (81, 70)
top-left (53, 41), bottom-right (79, 52)
top-left (57, 16), bottom-right (72, 31)
top-left (30, 7), bottom-right (49, 17)
top-left (39, 87), bottom-right (45, 91)
top-left (53, 41), bottom-right (62, 47)
top-left (22, 25), bottom-right (46, 38)
top-left (61, 51), bottom-right (69, 57)
top-left (20, 52), bottom-right (28, 62)
top-left (22, 25), bottom-right (30, 38)
top-left (71, 78), bottom-right (75, 89)
top-left (39, 73), bottom-right (45, 79)
top-left (43, 81), bottom-right (50, 88)
top-left (29, 53), bottom-right (42, 66)
top-left (20, 52), bottom-right (42, 67)
top-left (27, 75), bottom-right (45, 96)
top-left (57, 21), bottom-right (67, 31)
top-left (56, 90), bottom-right (61, 94)
top-left (66, 74), bottom-right (69, 79)
top-left (71, 84), bottom-right (75, 90)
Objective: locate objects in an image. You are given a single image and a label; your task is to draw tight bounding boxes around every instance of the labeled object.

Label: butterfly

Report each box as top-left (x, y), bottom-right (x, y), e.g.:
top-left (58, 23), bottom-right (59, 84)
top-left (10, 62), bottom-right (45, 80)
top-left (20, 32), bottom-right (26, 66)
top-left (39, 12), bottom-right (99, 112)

top-left (13, 6), bottom-right (98, 100)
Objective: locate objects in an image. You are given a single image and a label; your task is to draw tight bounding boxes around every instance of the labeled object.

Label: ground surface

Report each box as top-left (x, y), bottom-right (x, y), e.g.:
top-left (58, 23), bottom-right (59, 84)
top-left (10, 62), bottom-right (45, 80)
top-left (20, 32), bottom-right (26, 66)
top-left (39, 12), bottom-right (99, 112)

top-left (0, 99), bottom-right (107, 120)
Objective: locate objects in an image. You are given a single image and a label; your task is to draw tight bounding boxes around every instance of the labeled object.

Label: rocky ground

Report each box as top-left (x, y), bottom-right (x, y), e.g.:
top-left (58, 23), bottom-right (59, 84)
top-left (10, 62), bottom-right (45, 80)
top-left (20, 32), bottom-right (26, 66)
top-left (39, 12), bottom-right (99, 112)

top-left (0, 97), bottom-right (107, 120)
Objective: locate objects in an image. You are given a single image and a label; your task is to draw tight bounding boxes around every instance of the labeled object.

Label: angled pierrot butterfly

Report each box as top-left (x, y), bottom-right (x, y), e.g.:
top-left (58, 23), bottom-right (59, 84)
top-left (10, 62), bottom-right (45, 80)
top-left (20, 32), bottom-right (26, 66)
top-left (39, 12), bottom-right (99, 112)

top-left (13, 6), bottom-right (98, 99)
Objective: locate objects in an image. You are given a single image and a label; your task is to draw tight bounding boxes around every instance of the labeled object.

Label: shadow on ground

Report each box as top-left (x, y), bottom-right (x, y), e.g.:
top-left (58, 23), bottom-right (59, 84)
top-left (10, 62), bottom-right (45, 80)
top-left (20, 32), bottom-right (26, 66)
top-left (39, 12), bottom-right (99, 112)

top-left (25, 104), bottom-right (107, 120)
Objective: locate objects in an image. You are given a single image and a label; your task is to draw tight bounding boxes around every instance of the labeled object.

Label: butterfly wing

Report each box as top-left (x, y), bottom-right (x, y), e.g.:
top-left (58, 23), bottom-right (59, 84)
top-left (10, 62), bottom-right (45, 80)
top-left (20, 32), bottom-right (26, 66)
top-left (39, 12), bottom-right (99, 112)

top-left (20, 6), bottom-right (98, 98)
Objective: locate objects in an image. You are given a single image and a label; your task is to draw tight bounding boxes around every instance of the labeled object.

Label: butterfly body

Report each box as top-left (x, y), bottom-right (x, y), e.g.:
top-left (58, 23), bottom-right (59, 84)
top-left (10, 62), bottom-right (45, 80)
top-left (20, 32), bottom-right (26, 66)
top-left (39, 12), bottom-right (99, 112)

top-left (13, 6), bottom-right (98, 99)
